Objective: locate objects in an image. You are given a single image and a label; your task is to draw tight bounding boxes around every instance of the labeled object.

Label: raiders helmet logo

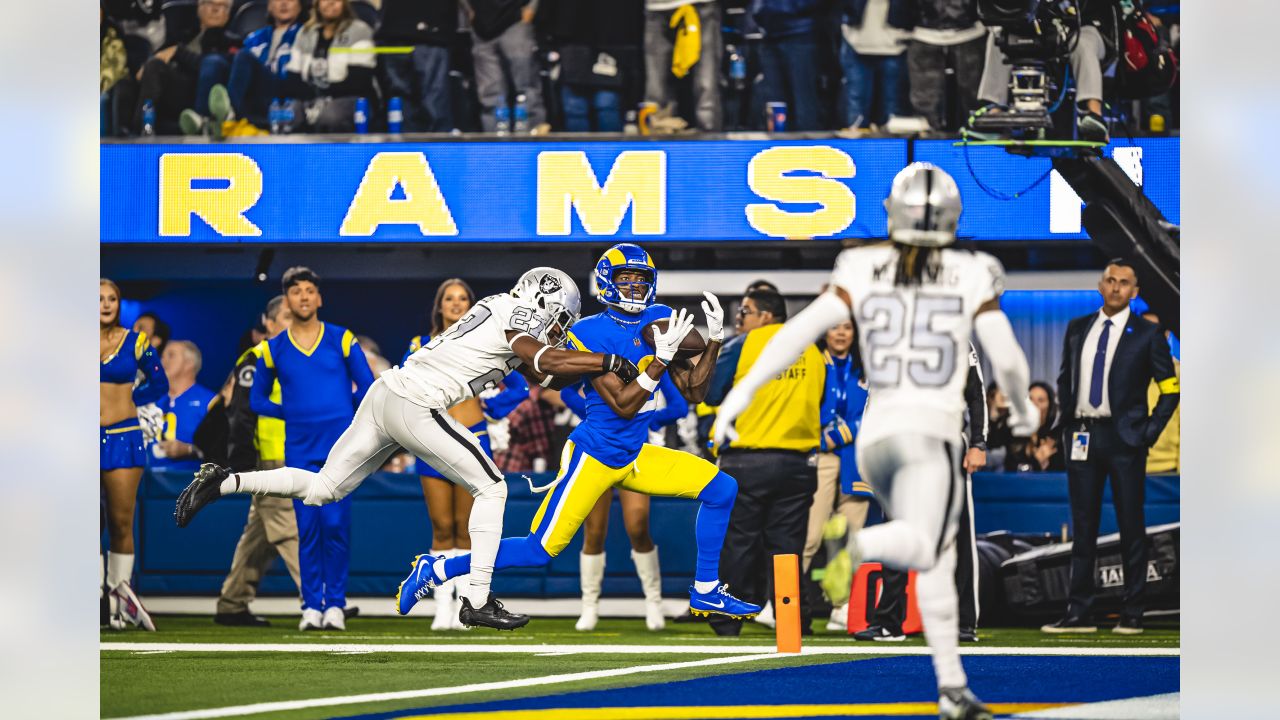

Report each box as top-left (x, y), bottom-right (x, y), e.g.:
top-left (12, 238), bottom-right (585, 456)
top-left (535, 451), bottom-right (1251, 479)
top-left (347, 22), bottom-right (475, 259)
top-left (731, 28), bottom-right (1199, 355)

top-left (539, 275), bottom-right (562, 294)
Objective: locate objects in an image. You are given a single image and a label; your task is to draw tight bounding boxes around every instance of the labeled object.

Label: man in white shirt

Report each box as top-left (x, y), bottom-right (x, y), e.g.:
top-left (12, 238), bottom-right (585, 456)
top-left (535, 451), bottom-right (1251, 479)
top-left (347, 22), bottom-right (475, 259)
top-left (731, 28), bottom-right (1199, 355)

top-left (1045, 260), bottom-right (1179, 636)
top-left (840, 0), bottom-right (913, 129)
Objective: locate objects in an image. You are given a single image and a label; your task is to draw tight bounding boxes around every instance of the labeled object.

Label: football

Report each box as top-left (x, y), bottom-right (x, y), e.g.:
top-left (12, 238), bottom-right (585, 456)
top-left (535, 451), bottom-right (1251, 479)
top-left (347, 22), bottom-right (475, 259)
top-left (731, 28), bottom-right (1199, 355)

top-left (642, 318), bottom-right (707, 360)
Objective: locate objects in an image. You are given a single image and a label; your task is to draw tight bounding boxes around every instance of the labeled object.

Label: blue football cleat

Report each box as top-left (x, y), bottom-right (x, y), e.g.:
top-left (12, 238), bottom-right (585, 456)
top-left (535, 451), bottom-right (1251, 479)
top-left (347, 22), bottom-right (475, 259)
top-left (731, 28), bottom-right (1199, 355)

top-left (688, 583), bottom-right (762, 620)
top-left (396, 554), bottom-right (445, 616)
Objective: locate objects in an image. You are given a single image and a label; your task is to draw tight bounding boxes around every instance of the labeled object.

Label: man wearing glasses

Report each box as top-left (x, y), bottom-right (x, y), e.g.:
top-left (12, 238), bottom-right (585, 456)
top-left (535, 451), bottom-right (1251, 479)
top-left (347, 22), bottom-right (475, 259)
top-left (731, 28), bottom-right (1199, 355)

top-left (703, 287), bottom-right (827, 636)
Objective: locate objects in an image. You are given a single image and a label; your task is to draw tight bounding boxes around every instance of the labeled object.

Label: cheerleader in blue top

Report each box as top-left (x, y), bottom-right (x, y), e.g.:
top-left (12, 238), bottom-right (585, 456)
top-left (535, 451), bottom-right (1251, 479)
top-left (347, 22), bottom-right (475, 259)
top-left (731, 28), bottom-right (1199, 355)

top-left (402, 279), bottom-right (529, 630)
top-left (100, 279), bottom-right (167, 631)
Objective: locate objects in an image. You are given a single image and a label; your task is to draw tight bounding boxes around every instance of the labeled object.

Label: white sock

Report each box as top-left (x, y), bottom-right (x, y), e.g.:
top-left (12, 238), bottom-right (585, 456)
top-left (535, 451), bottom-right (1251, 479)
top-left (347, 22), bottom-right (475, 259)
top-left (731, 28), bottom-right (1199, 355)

top-left (464, 482), bottom-right (507, 608)
top-left (224, 467), bottom-right (313, 498)
top-left (693, 579), bottom-right (719, 594)
top-left (917, 545), bottom-right (967, 689)
top-left (106, 552), bottom-right (134, 590)
top-left (431, 556), bottom-right (448, 583)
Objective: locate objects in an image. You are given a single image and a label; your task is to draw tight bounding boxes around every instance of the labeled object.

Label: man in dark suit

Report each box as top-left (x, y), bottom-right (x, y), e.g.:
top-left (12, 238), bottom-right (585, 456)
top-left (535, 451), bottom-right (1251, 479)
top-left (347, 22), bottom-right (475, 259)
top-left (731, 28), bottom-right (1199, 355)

top-left (1044, 260), bottom-right (1180, 635)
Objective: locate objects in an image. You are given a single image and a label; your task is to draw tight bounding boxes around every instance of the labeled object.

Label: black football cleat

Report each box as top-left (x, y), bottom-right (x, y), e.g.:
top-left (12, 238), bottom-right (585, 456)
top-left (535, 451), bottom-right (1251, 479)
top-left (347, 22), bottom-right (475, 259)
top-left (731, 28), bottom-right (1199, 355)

top-left (175, 463), bottom-right (229, 528)
top-left (938, 686), bottom-right (993, 720)
top-left (214, 611), bottom-right (271, 627)
top-left (458, 595), bottom-right (530, 631)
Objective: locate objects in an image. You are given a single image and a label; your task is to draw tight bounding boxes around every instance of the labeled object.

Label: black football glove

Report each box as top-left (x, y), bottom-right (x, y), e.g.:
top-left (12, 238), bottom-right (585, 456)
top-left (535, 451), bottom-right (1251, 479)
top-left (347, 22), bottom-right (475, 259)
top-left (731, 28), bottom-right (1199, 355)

top-left (602, 353), bottom-right (641, 383)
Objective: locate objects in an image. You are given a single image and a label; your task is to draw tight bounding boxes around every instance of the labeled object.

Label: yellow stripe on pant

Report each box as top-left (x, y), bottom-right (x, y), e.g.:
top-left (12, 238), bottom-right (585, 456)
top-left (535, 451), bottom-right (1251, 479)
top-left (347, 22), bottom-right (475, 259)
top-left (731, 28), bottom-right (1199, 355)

top-left (530, 440), bottom-right (722, 557)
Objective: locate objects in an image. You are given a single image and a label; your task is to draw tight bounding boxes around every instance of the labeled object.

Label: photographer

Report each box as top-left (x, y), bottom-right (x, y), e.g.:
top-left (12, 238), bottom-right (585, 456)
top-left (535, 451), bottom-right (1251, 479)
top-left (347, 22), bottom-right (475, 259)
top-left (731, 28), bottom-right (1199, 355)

top-left (975, 0), bottom-right (1117, 142)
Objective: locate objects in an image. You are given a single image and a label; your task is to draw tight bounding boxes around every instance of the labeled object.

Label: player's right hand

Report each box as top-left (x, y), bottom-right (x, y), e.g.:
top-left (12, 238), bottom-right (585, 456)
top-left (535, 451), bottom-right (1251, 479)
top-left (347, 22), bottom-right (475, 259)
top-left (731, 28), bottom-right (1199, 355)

top-left (653, 308), bottom-right (695, 363)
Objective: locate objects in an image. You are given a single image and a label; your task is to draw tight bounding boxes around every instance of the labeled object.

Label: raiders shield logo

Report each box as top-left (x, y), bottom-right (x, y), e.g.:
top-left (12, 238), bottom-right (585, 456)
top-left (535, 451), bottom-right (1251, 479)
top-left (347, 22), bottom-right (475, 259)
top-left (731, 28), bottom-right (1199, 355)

top-left (539, 275), bottom-right (562, 294)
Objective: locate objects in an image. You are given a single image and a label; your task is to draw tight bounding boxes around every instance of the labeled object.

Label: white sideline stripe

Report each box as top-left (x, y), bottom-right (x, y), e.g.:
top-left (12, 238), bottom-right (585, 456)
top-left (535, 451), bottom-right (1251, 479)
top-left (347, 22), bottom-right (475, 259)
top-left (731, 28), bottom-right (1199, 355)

top-left (1012, 692), bottom-right (1180, 719)
top-left (101, 642), bottom-right (1180, 657)
top-left (112, 652), bottom-right (777, 720)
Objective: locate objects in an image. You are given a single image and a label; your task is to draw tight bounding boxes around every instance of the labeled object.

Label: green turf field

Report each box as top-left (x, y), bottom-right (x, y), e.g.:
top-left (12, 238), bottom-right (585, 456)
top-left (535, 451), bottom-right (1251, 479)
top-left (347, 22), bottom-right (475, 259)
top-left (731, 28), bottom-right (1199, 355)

top-left (100, 616), bottom-right (1180, 719)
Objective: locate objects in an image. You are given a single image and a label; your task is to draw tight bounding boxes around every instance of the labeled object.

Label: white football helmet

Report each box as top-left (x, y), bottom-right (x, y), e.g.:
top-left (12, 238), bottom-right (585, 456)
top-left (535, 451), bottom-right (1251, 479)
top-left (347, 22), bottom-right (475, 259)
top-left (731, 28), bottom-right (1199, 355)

top-left (884, 162), bottom-right (962, 248)
top-left (511, 267), bottom-right (581, 347)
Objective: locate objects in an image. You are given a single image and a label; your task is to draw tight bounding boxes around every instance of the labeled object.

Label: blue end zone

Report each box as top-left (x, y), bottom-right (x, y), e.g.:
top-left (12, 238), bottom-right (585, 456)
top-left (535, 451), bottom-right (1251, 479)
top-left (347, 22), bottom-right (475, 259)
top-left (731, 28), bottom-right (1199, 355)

top-left (339, 655), bottom-right (1179, 719)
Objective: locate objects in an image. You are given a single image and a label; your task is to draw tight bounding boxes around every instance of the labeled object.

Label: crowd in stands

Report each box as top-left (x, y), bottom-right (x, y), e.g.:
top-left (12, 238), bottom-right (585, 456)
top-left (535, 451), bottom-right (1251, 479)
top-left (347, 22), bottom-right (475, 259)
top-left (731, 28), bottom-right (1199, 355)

top-left (101, 0), bottom-right (1179, 138)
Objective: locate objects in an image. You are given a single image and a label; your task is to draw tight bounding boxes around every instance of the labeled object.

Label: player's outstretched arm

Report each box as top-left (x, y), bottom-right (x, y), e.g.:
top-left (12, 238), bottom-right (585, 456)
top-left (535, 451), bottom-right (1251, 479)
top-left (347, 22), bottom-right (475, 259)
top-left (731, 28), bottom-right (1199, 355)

top-left (713, 289), bottom-right (852, 447)
top-left (973, 300), bottom-right (1035, 436)
top-left (586, 308), bottom-right (697, 420)
top-left (668, 291), bottom-right (724, 403)
top-left (507, 332), bottom-right (631, 381)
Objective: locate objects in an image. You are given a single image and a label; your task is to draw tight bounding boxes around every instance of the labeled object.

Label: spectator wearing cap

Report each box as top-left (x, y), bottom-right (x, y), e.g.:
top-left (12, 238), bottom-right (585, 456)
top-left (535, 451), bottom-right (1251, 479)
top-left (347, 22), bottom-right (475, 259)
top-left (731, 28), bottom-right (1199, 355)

top-left (643, 0), bottom-right (722, 131)
top-left (376, 0), bottom-right (459, 132)
top-left (150, 341), bottom-right (218, 472)
top-left (133, 0), bottom-right (238, 135)
top-left (705, 287), bottom-right (826, 635)
top-left (465, 0), bottom-right (547, 133)
top-left (907, 0), bottom-right (987, 132)
top-left (1043, 260), bottom-right (1179, 636)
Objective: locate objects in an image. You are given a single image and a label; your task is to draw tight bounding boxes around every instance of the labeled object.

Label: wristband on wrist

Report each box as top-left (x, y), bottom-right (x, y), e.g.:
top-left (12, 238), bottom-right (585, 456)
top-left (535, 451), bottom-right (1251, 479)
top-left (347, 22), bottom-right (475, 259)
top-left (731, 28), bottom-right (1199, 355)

top-left (637, 373), bottom-right (659, 392)
top-left (533, 345), bottom-right (550, 375)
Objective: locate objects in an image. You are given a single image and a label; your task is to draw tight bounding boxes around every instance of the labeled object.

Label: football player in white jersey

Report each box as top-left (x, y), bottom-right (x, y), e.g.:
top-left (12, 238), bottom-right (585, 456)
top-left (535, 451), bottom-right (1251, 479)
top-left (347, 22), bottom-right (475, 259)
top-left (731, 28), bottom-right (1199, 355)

top-left (175, 268), bottom-right (640, 630)
top-left (714, 163), bottom-right (1036, 720)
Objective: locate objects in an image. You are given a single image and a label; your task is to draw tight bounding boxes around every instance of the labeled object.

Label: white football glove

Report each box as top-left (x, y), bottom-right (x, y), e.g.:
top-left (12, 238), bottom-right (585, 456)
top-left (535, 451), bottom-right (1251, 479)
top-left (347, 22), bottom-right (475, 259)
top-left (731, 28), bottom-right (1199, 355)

top-left (653, 308), bottom-right (695, 363)
top-left (137, 403), bottom-right (165, 443)
top-left (701, 291), bottom-right (724, 342)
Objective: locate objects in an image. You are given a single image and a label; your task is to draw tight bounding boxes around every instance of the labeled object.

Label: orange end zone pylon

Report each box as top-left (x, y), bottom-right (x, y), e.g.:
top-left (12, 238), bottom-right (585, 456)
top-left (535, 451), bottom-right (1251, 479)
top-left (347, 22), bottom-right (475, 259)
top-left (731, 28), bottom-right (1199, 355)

top-left (773, 553), bottom-right (801, 653)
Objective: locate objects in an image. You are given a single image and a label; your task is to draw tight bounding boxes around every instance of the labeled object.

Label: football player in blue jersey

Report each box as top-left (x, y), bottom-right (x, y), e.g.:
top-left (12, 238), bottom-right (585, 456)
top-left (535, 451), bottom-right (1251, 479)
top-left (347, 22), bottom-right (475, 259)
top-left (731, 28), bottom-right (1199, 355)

top-left (397, 243), bottom-right (762, 623)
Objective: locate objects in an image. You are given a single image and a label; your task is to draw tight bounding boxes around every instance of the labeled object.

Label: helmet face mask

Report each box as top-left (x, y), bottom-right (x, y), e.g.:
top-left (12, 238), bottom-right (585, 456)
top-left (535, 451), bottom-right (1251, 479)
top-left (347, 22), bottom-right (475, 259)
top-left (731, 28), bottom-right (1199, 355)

top-left (595, 243), bottom-right (657, 314)
top-left (884, 162), bottom-right (962, 248)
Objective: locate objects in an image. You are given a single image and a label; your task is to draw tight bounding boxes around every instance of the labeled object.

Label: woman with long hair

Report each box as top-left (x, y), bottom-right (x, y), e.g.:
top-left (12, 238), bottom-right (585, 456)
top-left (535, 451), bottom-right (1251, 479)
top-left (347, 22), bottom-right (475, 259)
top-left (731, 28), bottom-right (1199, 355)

top-left (280, 0), bottom-right (377, 132)
top-left (402, 279), bottom-right (528, 630)
top-left (100, 279), bottom-right (167, 630)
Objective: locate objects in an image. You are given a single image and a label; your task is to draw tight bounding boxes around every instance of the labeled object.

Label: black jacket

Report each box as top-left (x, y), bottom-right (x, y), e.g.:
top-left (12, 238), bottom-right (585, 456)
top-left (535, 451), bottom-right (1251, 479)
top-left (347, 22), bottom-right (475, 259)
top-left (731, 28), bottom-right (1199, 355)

top-left (1057, 310), bottom-right (1179, 449)
top-left (376, 0), bottom-right (459, 46)
top-left (843, 0), bottom-right (914, 30)
top-left (913, 0), bottom-right (977, 31)
top-left (226, 347), bottom-right (261, 472)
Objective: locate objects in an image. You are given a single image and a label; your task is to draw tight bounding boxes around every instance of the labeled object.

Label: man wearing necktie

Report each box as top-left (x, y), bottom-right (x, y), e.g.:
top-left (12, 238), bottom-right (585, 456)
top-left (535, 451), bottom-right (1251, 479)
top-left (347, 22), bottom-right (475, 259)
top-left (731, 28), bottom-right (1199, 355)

top-left (1044, 260), bottom-right (1180, 635)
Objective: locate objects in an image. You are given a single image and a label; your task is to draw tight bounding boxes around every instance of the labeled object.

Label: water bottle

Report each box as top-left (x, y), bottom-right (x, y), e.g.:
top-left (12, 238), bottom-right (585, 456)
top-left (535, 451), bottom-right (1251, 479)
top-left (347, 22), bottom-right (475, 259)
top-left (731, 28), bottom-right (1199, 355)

top-left (728, 45), bottom-right (747, 91)
top-left (141, 100), bottom-right (156, 137)
top-left (269, 98), bottom-right (283, 135)
top-left (495, 103), bottom-right (511, 136)
top-left (280, 98), bottom-right (295, 134)
top-left (387, 96), bottom-right (403, 134)
top-left (354, 97), bottom-right (369, 134)
top-left (513, 94), bottom-right (529, 134)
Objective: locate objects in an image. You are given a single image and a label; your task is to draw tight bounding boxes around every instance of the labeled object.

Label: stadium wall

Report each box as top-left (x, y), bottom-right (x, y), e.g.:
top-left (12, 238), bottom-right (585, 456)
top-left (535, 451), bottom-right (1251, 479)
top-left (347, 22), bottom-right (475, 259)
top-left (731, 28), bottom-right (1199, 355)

top-left (130, 469), bottom-right (1179, 597)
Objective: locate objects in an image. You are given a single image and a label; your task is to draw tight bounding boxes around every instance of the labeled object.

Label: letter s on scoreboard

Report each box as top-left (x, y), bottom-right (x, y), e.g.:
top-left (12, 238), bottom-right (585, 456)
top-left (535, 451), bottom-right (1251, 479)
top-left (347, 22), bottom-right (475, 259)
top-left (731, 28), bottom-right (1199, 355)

top-left (744, 146), bottom-right (855, 239)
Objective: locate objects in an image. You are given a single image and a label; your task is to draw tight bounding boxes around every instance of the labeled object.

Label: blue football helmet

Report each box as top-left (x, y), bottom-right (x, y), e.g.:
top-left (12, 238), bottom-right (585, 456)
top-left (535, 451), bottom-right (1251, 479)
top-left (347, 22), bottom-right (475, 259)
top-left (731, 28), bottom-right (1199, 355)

top-left (594, 243), bottom-right (657, 314)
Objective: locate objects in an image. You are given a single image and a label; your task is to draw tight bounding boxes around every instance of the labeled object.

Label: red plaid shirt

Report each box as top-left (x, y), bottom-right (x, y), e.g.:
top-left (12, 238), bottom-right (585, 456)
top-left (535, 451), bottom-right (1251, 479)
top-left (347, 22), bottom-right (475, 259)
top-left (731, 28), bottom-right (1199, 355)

top-left (495, 397), bottom-right (557, 473)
